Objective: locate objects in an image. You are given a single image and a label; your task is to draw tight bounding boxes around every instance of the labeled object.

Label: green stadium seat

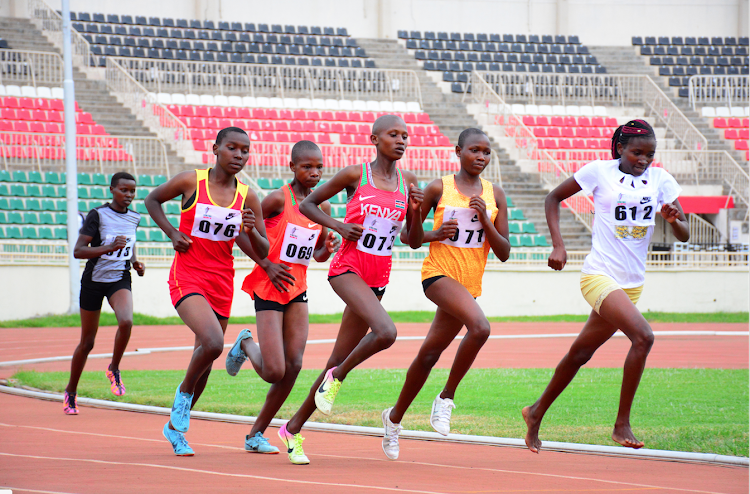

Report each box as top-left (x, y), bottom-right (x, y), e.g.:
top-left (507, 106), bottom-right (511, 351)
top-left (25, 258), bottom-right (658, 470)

top-left (424, 220), bottom-right (434, 231)
top-left (135, 203), bottom-right (148, 214)
top-left (6, 226), bottom-right (21, 239)
top-left (53, 227), bottom-right (67, 239)
top-left (167, 216), bottom-right (179, 228)
top-left (28, 171), bottom-right (43, 183)
top-left (328, 191), bottom-right (346, 204)
top-left (153, 175), bottom-right (167, 186)
top-left (136, 189), bottom-right (149, 200)
top-left (22, 226), bottom-right (39, 239)
top-left (10, 198), bottom-right (24, 210)
top-left (256, 178), bottom-right (272, 189)
top-left (509, 223), bottom-right (521, 234)
top-left (271, 178), bottom-right (285, 189)
top-left (166, 202), bottom-right (180, 215)
top-left (506, 196), bottom-right (514, 208)
top-left (7, 212), bottom-right (23, 224)
top-left (26, 185), bottom-right (42, 197)
top-left (26, 199), bottom-right (41, 211)
top-left (510, 235), bottom-right (520, 248)
top-left (0, 227), bottom-right (5, 239)
top-left (0, 212), bottom-right (6, 223)
top-left (39, 212), bottom-right (55, 225)
top-left (53, 199), bottom-right (66, 211)
top-left (138, 175), bottom-right (153, 186)
top-left (44, 172), bottom-right (64, 184)
top-left (10, 184), bottom-right (26, 196)
top-left (149, 230), bottom-right (167, 242)
top-left (520, 235), bottom-right (534, 247)
top-left (24, 212), bottom-right (40, 224)
top-left (139, 216), bottom-right (152, 227)
top-left (77, 187), bottom-right (90, 199)
top-left (522, 222), bottom-right (537, 234)
top-left (136, 230), bottom-right (148, 242)
top-left (42, 185), bottom-right (58, 198)
top-left (0, 170), bottom-right (11, 182)
top-left (77, 173), bottom-right (92, 185)
top-left (0, 184), bottom-right (8, 196)
top-left (331, 205), bottom-right (346, 217)
top-left (510, 209), bottom-right (526, 221)
top-left (38, 227), bottom-right (54, 239)
top-left (12, 171), bottom-right (28, 182)
top-left (0, 198), bottom-right (10, 210)
top-left (426, 209), bottom-right (434, 219)
top-left (93, 173), bottom-right (108, 186)
top-left (78, 200), bottom-right (88, 212)
top-left (55, 213), bottom-right (68, 224)
top-left (534, 235), bottom-right (549, 247)
top-left (418, 181), bottom-right (429, 189)
top-left (90, 188), bottom-right (106, 200)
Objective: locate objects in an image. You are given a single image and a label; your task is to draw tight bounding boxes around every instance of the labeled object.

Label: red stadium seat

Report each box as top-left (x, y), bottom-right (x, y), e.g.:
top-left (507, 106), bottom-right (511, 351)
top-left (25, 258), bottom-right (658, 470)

top-left (437, 135), bottom-right (450, 146)
top-left (252, 109), bottom-right (267, 119)
top-left (550, 116), bottom-right (564, 127)
top-left (49, 99), bottom-right (64, 111)
top-left (577, 116), bottom-right (592, 127)
top-left (739, 129), bottom-right (749, 140)
top-left (536, 116), bottom-right (549, 126)
top-left (533, 127), bottom-right (547, 137)
top-left (547, 127), bottom-right (561, 138)
top-left (334, 111), bottom-right (349, 121)
top-left (19, 97), bottom-right (35, 109)
top-left (575, 127), bottom-right (589, 138)
top-left (340, 134), bottom-right (354, 145)
top-left (316, 122), bottom-right (330, 132)
top-left (417, 113), bottom-right (431, 124)
top-left (728, 117), bottom-right (742, 128)
top-left (279, 110), bottom-right (293, 120)
top-left (320, 111), bottom-right (334, 121)
top-left (3, 96), bottom-right (19, 108)
top-left (403, 113), bottom-right (417, 124)
top-left (237, 108), bottom-right (251, 119)
top-left (331, 123), bottom-right (344, 133)
top-left (558, 139), bottom-right (572, 149)
top-left (735, 140), bottom-right (749, 151)
top-left (725, 129), bottom-right (739, 140)
top-left (522, 115), bottom-right (536, 126)
top-left (562, 127), bottom-right (576, 138)
top-left (563, 116), bottom-right (576, 127)
top-left (591, 117), bottom-right (605, 127)
top-left (275, 121), bottom-right (289, 131)
top-left (29, 122), bottom-right (45, 133)
top-left (572, 138), bottom-right (586, 149)
top-left (605, 117), bottom-right (618, 127)
top-left (195, 106), bottom-right (210, 118)
top-left (224, 108), bottom-right (238, 119)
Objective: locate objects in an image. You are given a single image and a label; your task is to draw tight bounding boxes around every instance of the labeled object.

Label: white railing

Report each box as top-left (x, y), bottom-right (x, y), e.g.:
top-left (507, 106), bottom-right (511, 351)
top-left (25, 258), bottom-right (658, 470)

top-left (1, 241), bottom-right (746, 269)
top-left (27, 0), bottom-right (91, 69)
top-left (688, 214), bottom-right (722, 244)
top-left (104, 58), bottom-right (190, 160)
top-left (0, 49), bottom-right (63, 87)
top-left (688, 75), bottom-right (749, 110)
top-left (0, 132), bottom-right (170, 176)
top-left (107, 57), bottom-right (424, 107)
top-left (470, 72), bottom-right (708, 154)
top-left (469, 71), bottom-right (595, 230)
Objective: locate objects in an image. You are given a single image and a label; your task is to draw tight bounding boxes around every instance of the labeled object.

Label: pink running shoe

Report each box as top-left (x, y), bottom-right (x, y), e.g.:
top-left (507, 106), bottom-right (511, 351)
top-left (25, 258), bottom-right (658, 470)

top-left (63, 391), bottom-right (79, 415)
top-left (105, 365), bottom-right (126, 396)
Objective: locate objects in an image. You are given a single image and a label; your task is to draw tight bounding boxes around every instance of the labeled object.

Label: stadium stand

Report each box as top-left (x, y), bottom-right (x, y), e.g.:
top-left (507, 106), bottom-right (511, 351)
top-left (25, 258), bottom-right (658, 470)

top-left (631, 36), bottom-right (749, 96)
top-left (66, 12), bottom-right (374, 68)
top-left (398, 31), bottom-right (606, 93)
top-left (701, 107), bottom-right (750, 159)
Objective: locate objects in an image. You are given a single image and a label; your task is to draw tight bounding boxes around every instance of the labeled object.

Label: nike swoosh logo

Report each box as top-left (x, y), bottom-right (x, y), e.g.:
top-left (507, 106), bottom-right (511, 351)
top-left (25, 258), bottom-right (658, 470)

top-left (225, 213), bottom-right (236, 220)
top-left (287, 448), bottom-right (294, 453)
top-left (359, 195), bottom-right (376, 201)
top-left (302, 296), bottom-right (308, 301)
top-left (308, 223), bottom-right (316, 228)
top-left (318, 383), bottom-right (327, 393)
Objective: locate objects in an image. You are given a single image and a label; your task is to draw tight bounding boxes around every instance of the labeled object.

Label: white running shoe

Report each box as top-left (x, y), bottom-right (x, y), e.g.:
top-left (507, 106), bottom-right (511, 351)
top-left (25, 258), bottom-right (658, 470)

top-left (381, 407), bottom-right (402, 460)
top-left (429, 395), bottom-right (455, 436)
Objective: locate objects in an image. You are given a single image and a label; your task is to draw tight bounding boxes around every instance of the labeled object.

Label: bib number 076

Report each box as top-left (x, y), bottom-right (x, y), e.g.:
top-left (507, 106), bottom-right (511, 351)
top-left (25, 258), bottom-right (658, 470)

top-left (198, 220), bottom-right (236, 238)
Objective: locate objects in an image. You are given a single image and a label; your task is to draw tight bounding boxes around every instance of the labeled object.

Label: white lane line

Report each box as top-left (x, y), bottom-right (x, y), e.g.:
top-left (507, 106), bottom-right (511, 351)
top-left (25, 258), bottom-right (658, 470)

top-left (0, 331), bottom-right (745, 368)
top-left (0, 452), bottom-right (448, 494)
top-left (0, 487), bottom-right (80, 494)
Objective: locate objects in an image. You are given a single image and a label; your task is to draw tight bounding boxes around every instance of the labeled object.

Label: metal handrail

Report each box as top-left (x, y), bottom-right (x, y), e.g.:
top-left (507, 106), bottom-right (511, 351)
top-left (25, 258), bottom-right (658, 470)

top-left (688, 75), bottom-right (749, 110)
top-left (104, 58), bottom-right (190, 160)
top-left (27, 0), bottom-right (91, 69)
top-left (688, 214), bottom-right (722, 244)
top-left (0, 131), bottom-right (170, 175)
top-left (0, 49), bottom-right (63, 87)
top-left (106, 57), bottom-right (423, 108)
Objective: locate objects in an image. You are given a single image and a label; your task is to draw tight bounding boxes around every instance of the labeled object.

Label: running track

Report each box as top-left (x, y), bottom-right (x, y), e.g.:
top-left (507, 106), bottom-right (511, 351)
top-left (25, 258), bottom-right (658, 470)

top-left (0, 322), bottom-right (747, 493)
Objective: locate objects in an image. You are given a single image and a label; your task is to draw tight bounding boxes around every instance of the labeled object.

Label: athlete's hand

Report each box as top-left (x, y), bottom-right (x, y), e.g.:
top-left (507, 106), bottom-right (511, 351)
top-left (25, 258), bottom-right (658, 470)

top-left (660, 203), bottom-right (680, 223)
top-left (325, 231), bottom-right (340, 253)
top-left (337, 223), bottom-right (363, 242)
top-left (242, 208), bottom-right (256, 233)
top-left (111, 235), bottom-right (128, 250)
top-left (548, 245), bottom-right (567, 271)
top-left (264, 262), bottom-right (296, 292)
top-left (169, 230), bottom-right (193, 253)
top-left (469, 195), bottom-right (490, 225)
top-left (408, 183), bottom-right (424, 212)
top-left (132, 260), bottom-right (146, 277)
top-left (435, 218), bottom-right (459, 241)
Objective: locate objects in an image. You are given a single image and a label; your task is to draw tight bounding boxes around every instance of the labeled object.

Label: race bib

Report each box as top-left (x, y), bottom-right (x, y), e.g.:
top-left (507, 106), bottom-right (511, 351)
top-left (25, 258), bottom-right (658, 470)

top-left (612, 192), bottom-right (656, 241)
top-left (279, 223), bottom-right (320, 266)
top-left (356, 215), bottom-right (402, 257)
top-left (101, 234), bottom-right (135, 260)
top-left (439, 206), bottom-right (488, 249)
top-left (191, 203), bottom-right (242, 242)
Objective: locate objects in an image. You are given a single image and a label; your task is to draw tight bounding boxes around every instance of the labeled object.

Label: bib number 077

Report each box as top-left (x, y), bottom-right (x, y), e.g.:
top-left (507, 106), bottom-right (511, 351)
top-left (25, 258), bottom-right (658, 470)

top-left (361, 232), bottom-right (395, 252)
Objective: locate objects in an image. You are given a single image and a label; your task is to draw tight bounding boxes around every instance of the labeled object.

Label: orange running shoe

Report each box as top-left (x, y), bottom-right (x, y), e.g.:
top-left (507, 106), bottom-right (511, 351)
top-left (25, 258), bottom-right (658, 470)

top-left (105, 365), bottom-right (126, 396)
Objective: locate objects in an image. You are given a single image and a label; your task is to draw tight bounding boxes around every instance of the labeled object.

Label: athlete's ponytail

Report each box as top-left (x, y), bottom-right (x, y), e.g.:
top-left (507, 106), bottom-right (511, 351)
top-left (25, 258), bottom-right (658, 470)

top-left (610, 119), bottom-right (655, 159)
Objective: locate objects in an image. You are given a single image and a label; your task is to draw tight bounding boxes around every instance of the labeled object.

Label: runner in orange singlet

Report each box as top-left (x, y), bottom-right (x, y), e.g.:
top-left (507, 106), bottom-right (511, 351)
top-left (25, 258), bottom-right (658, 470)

top-left (145, 127), bottom-right (269, 456)
top-left (225, 141), bottom-right (339, 454)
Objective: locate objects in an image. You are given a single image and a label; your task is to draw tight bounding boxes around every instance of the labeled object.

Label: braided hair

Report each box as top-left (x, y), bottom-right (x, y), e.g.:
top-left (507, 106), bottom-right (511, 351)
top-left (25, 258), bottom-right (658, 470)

top-left (610, 119), bottom-right (655, 159)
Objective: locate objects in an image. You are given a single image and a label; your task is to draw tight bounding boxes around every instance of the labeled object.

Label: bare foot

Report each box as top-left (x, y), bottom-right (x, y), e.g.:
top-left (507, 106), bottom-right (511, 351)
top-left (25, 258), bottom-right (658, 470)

top-left (612, 423), bottom-right (644, 449)
top-left (522, 406), bottom-right (542, 453)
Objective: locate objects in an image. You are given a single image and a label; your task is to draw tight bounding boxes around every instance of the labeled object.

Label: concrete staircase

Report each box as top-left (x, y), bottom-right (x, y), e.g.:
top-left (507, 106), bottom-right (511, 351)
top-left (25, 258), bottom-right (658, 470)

top-left (0, 17), bottom-right (185, 172)
top-left (356, 38), bottom-right (592, 249)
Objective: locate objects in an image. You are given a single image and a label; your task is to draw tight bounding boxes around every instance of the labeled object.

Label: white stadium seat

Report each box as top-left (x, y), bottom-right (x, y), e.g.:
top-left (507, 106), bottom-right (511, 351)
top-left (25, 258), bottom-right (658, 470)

top-left (511, 104), bottom-right (525, 114)
top-left (379, 100), bottom-right (394, 112)
top-left (579, 105), bottom-right (594, 116)
top-left (538, 105), bottom-right (553, 115)
top-left (297, 98), bottom-right (312, 109)
top-left (312, 99), bottom-right (326, 110)
top-left (730, 107), bottom-right (744, 117)
top-left (593, 105), bottom-right (608, 116)
top-left (324, 99), bottom-right (340, 110)
top-left (185, 94), bottom-right (201, 105)
top-left (366, 100), bottom-right (380, 111)
top-left (171, 93), bottom-right (187, 105)
top-left (157, 93), bottom-right (172, 105)
top-left (339, 99), bottom-right (354, 110)
top-left (565, 105), bottom-right (581, 116)
top-left (227, 95), bottom-right (243, 107)
top-left (213, 95), bottom-right (229, 107)
top-left (5, 85), bottom-right (21, 96)
top-left (715, 107), bottom-right (731, 117)
top-left (405, 101), bottom-right (421, 112)
top-left (51, 87), bottom-right (64, 99)
top-left (21, 86), bottom-right (37, 97)
top-left (701, 107), bottom-right (716, 118)
top-left (551, 105), bottom-right (566, 115)
top-left (268, 97), bottom-right (284, 108)
top-left (352, 100), bottom-right (367, 111)
top-left (36, 87), bottom-right (52, 99)
top-left (199, 94), bottom-right (215, 106)
top-left (242, 96), bottom-right (257, 108)
top-left (283, 98), bottom-right (299, 109)
top-left (393, 101), bottom-right (407, 112)
top-left (524, 104), bottom-right (539, 115)
top-left (255, 96), bottom-right (271, 108)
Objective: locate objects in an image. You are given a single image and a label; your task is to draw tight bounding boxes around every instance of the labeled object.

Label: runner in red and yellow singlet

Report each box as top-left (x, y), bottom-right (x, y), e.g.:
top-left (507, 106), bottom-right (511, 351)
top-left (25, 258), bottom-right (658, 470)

top-left (145, 127), bottom-right (269, 456)
top-left (277, 115), bottom-right (425, 465)
top-left (224, 141), bottom-right (339, 454)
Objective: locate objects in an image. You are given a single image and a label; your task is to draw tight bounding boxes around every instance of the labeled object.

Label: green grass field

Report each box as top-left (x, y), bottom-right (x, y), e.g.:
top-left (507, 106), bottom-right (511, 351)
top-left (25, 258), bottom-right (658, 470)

top-left (11, 368), bottom-right (748, 457)
top-left (1, 311), bottom-right (747, 328)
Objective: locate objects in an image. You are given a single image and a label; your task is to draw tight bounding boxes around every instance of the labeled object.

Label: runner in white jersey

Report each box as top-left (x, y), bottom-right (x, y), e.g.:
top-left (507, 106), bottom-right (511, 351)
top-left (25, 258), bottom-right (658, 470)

top-left (522, 119), bottom-right (689, 453)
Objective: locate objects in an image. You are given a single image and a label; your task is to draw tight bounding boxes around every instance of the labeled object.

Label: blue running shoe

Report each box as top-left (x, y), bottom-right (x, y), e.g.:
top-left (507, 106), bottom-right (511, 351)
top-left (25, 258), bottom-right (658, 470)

top-left (163, 422), bottom-right (194, 456)
top-left (226, 329), bottom-right (253, 376)
top-left (245, 431), bottom-right (280, 454)
top-left (170, 382), bottom-right (193, 433)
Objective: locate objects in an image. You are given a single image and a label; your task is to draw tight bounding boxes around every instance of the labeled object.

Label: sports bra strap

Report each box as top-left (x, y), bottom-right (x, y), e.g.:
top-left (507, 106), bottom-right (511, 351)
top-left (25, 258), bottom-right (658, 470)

top-left (397, 168), bottom-right (405, 195)
top-left (287, 183), bottom-right (297, 206)
top-left (360, 162), bottom-right (368, 187)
